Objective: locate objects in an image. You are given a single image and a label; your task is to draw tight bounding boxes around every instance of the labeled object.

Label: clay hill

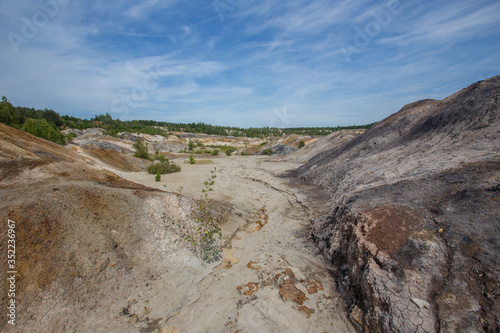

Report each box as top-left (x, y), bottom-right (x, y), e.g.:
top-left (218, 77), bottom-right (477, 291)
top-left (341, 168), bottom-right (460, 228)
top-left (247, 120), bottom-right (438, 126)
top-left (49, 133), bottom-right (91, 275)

top-left (296, 75), bottom-right (500, 332)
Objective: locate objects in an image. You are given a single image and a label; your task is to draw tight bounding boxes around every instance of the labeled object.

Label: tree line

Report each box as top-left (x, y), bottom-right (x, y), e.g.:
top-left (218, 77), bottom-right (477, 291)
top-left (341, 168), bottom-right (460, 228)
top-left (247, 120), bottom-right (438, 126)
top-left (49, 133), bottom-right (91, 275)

top-left (0, 95), bottom-right (376, 145)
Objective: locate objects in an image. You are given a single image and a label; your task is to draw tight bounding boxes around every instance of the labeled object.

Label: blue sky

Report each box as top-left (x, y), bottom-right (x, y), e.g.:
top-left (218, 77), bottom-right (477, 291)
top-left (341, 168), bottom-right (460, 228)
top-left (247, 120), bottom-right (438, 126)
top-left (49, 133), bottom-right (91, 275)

top-left (0, 0), bottom-right (499, 127)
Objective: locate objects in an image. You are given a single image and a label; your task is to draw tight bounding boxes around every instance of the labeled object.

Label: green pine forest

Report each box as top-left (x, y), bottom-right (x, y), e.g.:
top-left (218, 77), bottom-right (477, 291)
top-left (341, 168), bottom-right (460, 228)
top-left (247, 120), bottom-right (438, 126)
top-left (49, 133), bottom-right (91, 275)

top-left (0, 96), bottom-right (376, 145)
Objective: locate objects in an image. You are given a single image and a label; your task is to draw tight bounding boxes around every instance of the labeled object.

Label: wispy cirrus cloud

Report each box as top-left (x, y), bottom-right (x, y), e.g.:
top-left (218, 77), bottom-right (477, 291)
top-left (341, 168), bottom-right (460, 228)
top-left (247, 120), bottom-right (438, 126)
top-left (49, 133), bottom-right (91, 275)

top-left (0, 0), bottom-right (498, 127)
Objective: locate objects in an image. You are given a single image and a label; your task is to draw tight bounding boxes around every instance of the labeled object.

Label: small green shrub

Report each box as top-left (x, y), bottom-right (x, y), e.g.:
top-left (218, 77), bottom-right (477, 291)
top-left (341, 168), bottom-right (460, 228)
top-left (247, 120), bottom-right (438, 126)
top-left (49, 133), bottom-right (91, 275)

top-left (259, 141), bottom-right (268, 147)
top-left (133, 138), bottom-right (152, 160)
top-left (211, 149), bottom-right (219, 156)
top-left (146, 159), bottom-right (181, 174)
top-left (188, 154), bottom-right (196, 164)
top-left (188, 140), bottom-right (195, 151)
top-left (298, 140), bottom-right (305, 149)
top-left (155, 172), bottom-right (161, 182)
top-left (167, 168), bottom-right (224, 262)
top-left (65, 131), bottom-right (77, 142)
top-left (223, 146), bottom-right (237, 156)
top-left (261, 148), bottom-right (273, 155)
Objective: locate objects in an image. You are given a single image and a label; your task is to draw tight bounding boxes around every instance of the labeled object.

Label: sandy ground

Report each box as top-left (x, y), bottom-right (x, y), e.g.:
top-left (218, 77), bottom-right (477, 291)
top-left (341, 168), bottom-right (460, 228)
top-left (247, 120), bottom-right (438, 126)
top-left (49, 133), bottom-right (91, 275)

top-left (107, 155), bottom-right (355, 332)
top-left (0, 121), bottom-right (354, 333)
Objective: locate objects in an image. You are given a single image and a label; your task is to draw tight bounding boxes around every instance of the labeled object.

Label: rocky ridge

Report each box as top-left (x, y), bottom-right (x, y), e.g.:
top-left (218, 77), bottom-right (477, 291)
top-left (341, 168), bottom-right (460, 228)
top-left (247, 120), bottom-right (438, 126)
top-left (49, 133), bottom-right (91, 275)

top-left (296, 76), bottom-right (500, 332)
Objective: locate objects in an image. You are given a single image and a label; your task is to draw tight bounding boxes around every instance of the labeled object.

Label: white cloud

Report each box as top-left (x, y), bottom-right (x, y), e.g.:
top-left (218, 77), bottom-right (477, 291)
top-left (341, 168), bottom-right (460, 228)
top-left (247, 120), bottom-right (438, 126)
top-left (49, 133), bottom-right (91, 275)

top-left (0, 0), bottom-right (499, 126)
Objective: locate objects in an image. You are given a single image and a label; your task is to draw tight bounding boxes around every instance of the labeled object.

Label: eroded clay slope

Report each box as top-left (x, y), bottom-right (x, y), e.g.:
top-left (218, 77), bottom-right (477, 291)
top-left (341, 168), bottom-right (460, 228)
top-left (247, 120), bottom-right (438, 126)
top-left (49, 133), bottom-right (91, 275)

top-left (297, 76), bottom-right (500, 332)
top-left (275, 129), bottom-right (365, 163)
top-left (0, 125), bottom-right (222, 332)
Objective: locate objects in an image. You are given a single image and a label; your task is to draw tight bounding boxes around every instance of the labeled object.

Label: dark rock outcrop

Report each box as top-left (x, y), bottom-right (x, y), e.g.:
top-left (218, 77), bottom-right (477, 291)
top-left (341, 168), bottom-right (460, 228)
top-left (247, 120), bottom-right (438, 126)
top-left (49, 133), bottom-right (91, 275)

top-left (297, 76), bottom-right (500, 332)
top-left (268, 144), bottom-right (297, 156)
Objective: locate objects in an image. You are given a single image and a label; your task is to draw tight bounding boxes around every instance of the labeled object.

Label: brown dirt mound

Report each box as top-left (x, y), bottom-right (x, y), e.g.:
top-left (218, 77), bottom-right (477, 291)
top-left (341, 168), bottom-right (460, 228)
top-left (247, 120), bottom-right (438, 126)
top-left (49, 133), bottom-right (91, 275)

top-left (84, 148), bottom-right (146, 171)
top-left (0, 123), bottom-right (80, 162)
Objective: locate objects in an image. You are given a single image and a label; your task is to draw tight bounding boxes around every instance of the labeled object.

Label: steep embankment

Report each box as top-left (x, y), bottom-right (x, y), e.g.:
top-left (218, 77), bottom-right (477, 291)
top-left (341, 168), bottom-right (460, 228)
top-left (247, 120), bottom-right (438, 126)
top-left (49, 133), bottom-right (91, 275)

top-left (297, 76), bottom-right (500, 332)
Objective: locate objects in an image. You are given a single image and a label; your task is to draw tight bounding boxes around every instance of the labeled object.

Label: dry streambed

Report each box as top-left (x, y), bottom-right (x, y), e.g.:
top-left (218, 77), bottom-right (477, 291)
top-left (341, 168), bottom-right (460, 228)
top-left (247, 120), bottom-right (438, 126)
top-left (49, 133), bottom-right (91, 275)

top-left (115, 156), bottom-right (355, 333)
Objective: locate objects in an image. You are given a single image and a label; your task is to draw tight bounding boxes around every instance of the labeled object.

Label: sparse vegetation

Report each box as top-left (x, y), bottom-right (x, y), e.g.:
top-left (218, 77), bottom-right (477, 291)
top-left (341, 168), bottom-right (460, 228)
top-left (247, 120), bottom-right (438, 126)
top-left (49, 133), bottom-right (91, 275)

top-left (153, 152), bottom-right (168, 162)
top-left (146, 159), bottom-right (181, 174)
top-left (298, 140), bottom-right (305, 149)
top-left (184, 159), bottom-right (214, 165)
top-left (261, 148), bottom-right (273, 155)
top-left (193, 149), bottom-right (214, 154)
top-left (65, 131), bottom-right (77, 142)
top-left (168, 168), bottom-right (224, 262)
top-left (206, 145), bottom-right (238, 156)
